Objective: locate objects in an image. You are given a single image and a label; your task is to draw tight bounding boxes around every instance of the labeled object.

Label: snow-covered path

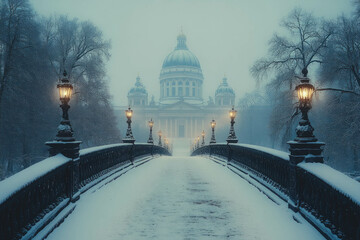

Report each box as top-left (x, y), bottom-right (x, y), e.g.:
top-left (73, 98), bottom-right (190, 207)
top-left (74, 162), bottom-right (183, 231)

top-left (46, 156), bottom-right (324, 240)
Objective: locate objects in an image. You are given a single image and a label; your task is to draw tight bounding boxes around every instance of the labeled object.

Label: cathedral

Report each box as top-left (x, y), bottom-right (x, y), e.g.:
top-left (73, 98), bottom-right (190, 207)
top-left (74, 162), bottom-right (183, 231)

top-left (123, 32), bottom-right (236, 139)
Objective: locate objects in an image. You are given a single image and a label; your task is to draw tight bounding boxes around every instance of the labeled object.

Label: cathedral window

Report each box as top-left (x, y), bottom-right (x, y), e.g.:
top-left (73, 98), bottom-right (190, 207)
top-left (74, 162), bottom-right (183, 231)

top-left (166, 88), bottom-right (169, 96)
top-left (178, 87), bottom-right (183, 96)
top-left (192, 88), bottom-right (195, 96)
top-left (185, 87), bottom-right (189, 96)
top-left (178, 81), bottom-right (183, 86)
top-left (192, 82), bottom-right (195, 86)
top-left (166, 82), bottom-right (169, 86)
top-left (172, 81), bottom-right (176, 86)
top-left (172, 87), bottom-right (176, 96)
top-left (186, 81), bottom-right (189, 86)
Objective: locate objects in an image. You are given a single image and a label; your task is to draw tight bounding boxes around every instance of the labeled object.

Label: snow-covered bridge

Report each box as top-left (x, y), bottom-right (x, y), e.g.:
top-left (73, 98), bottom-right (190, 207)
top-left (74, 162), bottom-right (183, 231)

top-left (45, 156), bottom-right (323, 240)
top-left (1, 140), bottom-right (360, 240)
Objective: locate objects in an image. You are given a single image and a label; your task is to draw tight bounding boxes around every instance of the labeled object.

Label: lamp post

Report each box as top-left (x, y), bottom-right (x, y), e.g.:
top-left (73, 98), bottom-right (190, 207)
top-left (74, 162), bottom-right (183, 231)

top-left (288, 68), bottom-right (324, 162)
top-left (201, 130), bottom-right (205, 147)
top-left (123, 107), bottom-right (135, 143)
top-left (210, 119), bottom-right (216, 144)
top-left (147, 118), bottom-right (154, 144)
top-left (197, 136), bottom-right (200, 149)
top-left (287, 68), bottom-right (325, 212)
top-left (227, 106), bottom-right (238, 143)
top-left (46, 70), bottom-right (81, 158)
top-left (158, 130), bottom-right (162, 146)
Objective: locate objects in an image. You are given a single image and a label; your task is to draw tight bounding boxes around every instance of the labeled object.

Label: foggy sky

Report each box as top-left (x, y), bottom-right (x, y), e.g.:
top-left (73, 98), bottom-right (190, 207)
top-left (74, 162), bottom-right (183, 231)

top-left (30, 0), bottom-right (352, 106)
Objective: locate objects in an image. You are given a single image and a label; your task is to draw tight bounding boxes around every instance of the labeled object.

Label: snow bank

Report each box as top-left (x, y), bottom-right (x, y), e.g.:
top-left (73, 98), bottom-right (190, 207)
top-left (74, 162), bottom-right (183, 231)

top-left (235, 143), bottom-right (289, 160)
top-left (0, 154), bottom-right (71, 205)
top-left (299, 162), bottom-right (360, 206)
top-left (79, 143), bottom-right (130, 156)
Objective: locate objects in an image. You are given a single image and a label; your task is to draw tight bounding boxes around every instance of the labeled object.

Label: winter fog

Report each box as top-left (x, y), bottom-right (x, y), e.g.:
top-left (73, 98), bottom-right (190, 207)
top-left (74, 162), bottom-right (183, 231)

top-left (0, 0), bottom-right (358, 179)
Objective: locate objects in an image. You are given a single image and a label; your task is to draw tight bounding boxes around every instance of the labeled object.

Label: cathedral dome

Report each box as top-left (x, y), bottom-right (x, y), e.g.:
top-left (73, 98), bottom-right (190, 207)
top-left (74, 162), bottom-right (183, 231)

top-left (215, 77), bottom-right (235, 96)
top-left (128, 76), bottom-right (147, 96)
top-left (162, 33), bottom-right (201, 68)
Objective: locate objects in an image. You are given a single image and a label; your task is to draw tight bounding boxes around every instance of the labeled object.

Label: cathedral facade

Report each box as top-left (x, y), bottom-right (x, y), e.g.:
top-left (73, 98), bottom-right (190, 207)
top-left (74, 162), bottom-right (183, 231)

top-left (123, 33), bottom-right (236, 139)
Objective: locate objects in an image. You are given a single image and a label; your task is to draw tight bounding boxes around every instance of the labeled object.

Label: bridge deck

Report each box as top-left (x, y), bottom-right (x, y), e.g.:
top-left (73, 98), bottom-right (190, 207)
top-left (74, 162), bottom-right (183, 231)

top-left (46, 156), bottom-right (324, 240)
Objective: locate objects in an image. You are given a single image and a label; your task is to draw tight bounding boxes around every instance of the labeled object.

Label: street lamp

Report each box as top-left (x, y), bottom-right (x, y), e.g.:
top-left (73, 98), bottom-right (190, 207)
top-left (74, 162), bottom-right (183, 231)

top-left (287, 68), bottom-right (325, 211)
top-left (147, 118), bottom-right (154, 144)
top-left (227, 106), bottom-right (238, 143)
top-left (123, 106), bottom-right (135, 143)
top-left (294, 69), bottom-right (316, 142)
top-left (197, 136), bottom-right (200, 149)
top-left (158, 130), bottom-right (162, 146)
top-left (46, 70), bottom-right (81, 158)
top-left (210, 119), bottom-right (216, 144)
top-left (201, 130), bottom-right (205, 146)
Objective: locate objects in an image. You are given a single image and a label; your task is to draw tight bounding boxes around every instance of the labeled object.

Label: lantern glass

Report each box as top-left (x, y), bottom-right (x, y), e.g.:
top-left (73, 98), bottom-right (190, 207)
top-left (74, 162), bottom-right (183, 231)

top-left (149, 120), bottom-right (154, 128)
top-left (229, 109), bottom-right (237, 118)
top-left (158, 130), bottom-right (162, 137)
top-left (58, 84), bottom-right (73, 101)
top-left (202, 131), bottom-right (205, 137)
top-left (211, 120), bottom-right (216, 128)
top-left (125, 108), bottom-right (133, 118)
top-left (297, 84), bottom-right (314, 102)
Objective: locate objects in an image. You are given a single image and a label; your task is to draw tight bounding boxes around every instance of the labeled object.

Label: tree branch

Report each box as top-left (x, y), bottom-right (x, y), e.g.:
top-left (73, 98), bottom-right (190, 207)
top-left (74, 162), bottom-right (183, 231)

top-left (316, 87), bottom-right (360, 96)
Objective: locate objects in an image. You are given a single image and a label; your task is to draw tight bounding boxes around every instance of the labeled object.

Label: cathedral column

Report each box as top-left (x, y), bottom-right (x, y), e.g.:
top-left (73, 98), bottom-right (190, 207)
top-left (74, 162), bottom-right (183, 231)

top-left (175, 119), bottom-right (178, 137)
top-left (195, 118), bottom-right (198, 135)
top-left (190, 117), bottom-right (193, 138)
top-left (166, 118), bottom-right (168, 135)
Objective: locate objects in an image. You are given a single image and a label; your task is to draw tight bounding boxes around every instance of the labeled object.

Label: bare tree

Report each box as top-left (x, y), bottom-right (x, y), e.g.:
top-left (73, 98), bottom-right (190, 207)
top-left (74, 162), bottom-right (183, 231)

top-left (0, 0), bottom-right (34, 131)
top-left (42, 16), bottom-right (110, 79)
top-left (319, 16), bottom-right (360, 92)
top-left (251, 8), bottom-right (334, 83)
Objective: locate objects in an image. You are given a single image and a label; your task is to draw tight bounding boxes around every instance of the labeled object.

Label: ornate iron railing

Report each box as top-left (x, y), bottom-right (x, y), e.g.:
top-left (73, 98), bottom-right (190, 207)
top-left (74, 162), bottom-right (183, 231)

top-left (0, 143), bottom-right (170, 240)
top-left (192, 143), bottom-right (360, 240)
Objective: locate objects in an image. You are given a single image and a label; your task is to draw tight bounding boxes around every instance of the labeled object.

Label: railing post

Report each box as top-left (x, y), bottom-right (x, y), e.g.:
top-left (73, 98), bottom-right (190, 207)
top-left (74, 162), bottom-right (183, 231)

top-left (287, 141), bottom-right (325, 211)
top-left (46, 141), bottom-right (81, 202)
top-left (70, 158), bottom-right (80, 202)
top-left (227, 144), bottom-right (232, 164)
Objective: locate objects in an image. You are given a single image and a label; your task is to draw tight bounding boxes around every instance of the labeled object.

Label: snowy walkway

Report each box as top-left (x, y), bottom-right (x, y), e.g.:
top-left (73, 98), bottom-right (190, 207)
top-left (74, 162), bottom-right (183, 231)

top-left (46, 156), bottom-right (324, 240)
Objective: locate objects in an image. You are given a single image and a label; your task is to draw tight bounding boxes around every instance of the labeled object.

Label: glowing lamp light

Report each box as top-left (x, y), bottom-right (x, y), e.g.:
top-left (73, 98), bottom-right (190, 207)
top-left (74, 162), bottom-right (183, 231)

top-left (158, 130), bottom-right (162, 137)
top-left (229, 106), bottom-right (237, 119)
top-left (57, 71), bottom-right (73, 102)
top-left (211, 119), bottom-right (216, 129)
top-left (296, 82), bottom-right (315, 103)
top-left (201, 130), bottom-right (205, 137)
top-left (148, 119), bottom-right (154, 128)
top-left (125, 107), bottom-right (133, 119)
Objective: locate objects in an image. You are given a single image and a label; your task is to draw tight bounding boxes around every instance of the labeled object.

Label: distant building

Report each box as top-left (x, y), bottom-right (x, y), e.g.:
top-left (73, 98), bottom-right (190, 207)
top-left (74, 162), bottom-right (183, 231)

top-left (116, 32), bottom-right (236, 139)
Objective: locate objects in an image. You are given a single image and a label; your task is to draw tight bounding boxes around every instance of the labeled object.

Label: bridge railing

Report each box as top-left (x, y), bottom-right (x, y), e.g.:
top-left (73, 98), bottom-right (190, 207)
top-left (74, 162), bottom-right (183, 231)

top-left (192, 143), bottom-right (360, 240)
top-left (0, 143), bottom-right (170, 240)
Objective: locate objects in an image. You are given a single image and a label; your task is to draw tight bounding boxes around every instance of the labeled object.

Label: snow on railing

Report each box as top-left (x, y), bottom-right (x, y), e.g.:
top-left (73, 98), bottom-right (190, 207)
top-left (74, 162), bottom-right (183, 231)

top-left (0, 154), bottom-right (71, 205)
top-left (299, 162), bottom-right (360, 206)
top-left (237, 143), bottom-right (289, 161)
top-left (79, 143), bottom-right (130, 156)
